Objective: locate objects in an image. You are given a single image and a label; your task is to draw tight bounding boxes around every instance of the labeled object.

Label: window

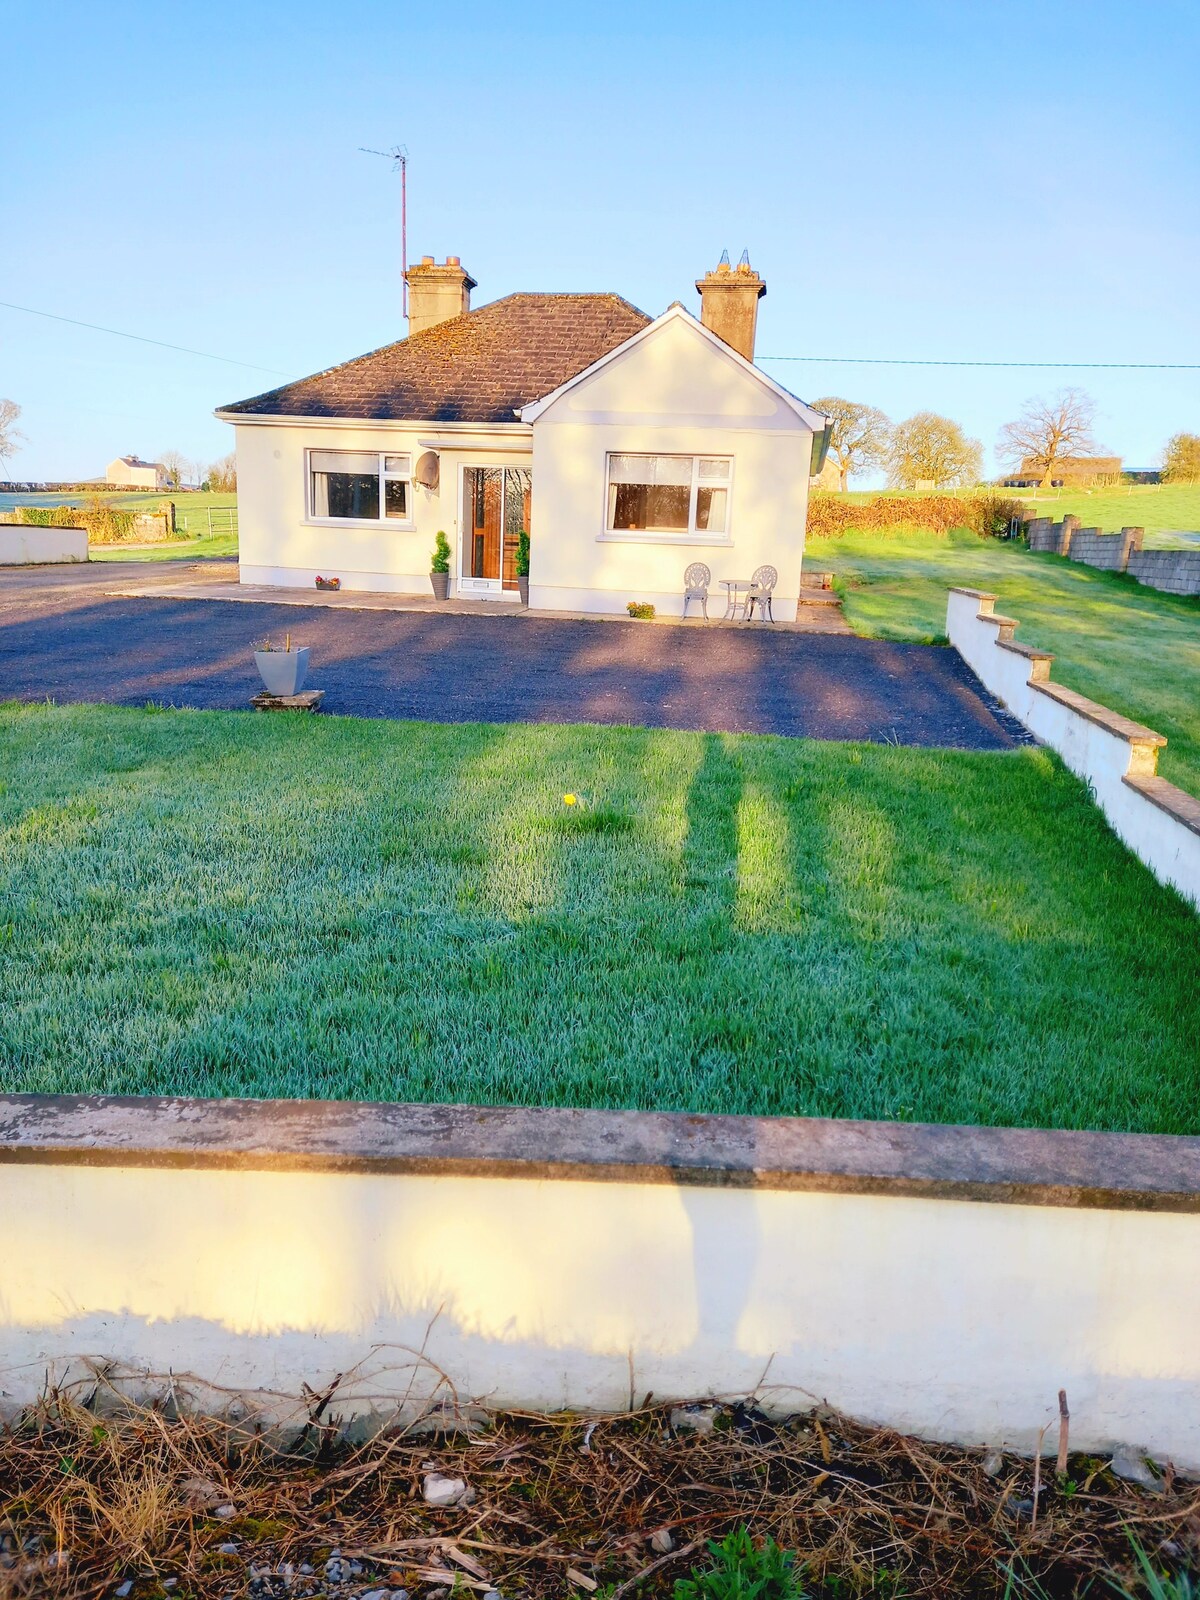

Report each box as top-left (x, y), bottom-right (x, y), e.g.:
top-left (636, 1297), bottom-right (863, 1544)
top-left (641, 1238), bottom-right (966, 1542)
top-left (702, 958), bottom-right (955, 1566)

top-left (605, 454), bottom-right (731, 538)
top-left (309, 450), bottom-right (412, 523)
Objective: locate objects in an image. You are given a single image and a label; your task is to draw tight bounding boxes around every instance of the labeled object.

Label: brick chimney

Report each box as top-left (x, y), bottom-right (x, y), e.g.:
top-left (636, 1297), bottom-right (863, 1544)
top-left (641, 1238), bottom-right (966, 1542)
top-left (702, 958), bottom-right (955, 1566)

top-left (695, 250), bottom-right (765, 361)
top-left (405, 255), bottom-right (477, 335)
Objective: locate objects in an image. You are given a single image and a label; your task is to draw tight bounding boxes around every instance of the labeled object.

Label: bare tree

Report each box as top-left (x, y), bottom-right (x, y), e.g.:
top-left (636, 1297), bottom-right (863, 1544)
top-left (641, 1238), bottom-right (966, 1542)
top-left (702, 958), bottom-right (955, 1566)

top-left (998, 389), bottom-right (1098, 487)
top-left (0, 399), bottom-right (25, 469)
top-left (206, 452), bottom-right (237, 493)
top-left (813, 396), bottom-right (891, 491)
top-left (887, 412), bottom-right (982, 489)
top-left (159, 449), bottom-right (188, 489)
top-left (1163, 432), bottom-right (1200, 483)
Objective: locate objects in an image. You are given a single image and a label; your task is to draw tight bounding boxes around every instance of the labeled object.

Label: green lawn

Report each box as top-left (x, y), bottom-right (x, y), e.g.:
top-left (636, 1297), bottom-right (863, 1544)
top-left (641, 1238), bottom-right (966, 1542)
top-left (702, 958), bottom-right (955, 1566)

top-left (806, 527), bottom-right (1200, 800)
top-left (2, 704), bottom-right (1197, 1132)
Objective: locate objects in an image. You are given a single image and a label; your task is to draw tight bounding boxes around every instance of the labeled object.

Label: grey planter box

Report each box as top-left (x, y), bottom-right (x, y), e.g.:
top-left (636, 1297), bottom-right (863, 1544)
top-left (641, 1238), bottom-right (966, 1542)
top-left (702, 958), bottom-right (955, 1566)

top-left (518, 575), bottom-right (530, 606)
top-left (430, 571), bottom-right (450, 601)
top-left (254, 647), bottom-right (310, 697)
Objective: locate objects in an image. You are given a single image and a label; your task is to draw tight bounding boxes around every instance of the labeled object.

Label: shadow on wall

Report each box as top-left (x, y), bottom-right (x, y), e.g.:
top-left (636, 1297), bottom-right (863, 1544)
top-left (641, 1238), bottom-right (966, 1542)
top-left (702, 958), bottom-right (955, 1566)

top-left (3, 1156), bottom-right (1199, 1462)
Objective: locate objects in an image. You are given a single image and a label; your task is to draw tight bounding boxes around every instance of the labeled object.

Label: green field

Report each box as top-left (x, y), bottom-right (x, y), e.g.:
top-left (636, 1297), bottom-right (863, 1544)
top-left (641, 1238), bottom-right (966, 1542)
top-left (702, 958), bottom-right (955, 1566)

top-left (839, 482), bottom-right (1200, 545)
top-left (807, 527), bottom-right (1200, 800)
top-left (0, 489), bottom-right (237, 558)
top-left (1010, 481), bottom-right (1200, 546)
top-left (2, 703), bottom-right (1198, 1131)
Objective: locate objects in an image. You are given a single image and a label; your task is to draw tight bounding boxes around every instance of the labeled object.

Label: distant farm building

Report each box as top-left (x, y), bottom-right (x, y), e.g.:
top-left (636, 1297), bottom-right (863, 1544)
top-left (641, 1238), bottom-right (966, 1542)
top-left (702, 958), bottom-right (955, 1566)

top-left (1002, 455), bottom-right (1123, 489)
top-left (106, 455), bottom-right (168, 489)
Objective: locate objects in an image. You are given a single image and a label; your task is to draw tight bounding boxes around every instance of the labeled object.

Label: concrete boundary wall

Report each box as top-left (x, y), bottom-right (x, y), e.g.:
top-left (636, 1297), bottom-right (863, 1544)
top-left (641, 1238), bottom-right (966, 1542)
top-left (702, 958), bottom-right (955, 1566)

top-left (1067, 526), bottom-right (1143, 571)
top-left (3, 1094), bottom-right (1200, 1465)
top-left (0, 524), bottom-right (87, 565)
top-left (947, 588), bottom-right (1200, 907)
top-left (1127, 547), bottom-right (1200, 596)
top-left (1025, 513), bottom-right (1200, 594)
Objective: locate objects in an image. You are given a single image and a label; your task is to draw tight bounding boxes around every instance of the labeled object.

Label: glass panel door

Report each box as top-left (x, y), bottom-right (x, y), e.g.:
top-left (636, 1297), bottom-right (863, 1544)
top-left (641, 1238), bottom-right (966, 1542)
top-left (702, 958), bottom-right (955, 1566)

top-left (460, 466), bottom-right (503, 593)
top-left (461, 466), bottom-right (531, 596)
top-left (503, 467), bottom-right (532, 592)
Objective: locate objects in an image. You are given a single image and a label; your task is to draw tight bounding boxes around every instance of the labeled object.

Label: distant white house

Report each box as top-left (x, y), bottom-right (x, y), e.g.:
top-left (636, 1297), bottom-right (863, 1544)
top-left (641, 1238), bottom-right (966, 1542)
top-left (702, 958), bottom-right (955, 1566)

top-left (106, 455), bottom-right (168, 490)
top-left (218, 254), bottom-right (831, 620)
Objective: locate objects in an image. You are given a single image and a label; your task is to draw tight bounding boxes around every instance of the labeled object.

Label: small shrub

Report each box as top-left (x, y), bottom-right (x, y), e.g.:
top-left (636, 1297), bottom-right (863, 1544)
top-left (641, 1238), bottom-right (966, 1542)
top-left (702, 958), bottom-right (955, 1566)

top-left (627, 601), bottom-right (656, 619)
top-left (430, 531), bottom-right (451, 574)
top-left (675, 1529), bottom-right (806, 1600)
top-left (516, 529), bottom-right (531, 578)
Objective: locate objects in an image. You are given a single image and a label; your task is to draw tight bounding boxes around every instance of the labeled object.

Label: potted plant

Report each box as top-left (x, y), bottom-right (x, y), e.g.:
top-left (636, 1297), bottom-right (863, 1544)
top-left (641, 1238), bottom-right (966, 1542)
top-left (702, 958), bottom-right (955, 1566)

top-left (516, 528), bottom-right (530, 605)
top-left (253, 633), bottom-right (310, 696)
top-left (430, 530), bottom-right (451, 600)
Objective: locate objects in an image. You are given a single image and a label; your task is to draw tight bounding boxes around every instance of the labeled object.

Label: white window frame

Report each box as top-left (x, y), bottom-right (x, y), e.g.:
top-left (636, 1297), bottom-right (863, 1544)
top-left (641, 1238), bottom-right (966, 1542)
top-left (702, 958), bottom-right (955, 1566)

top-left (305, 449), bottom-right (415, 528)
top-left (599, 452), bottom-right (734, 545)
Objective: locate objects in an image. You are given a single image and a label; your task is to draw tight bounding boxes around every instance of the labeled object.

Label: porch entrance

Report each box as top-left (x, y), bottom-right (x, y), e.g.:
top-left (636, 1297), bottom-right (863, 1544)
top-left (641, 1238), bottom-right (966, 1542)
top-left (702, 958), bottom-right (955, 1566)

top-left (459, 466), bottom-right (531, 597)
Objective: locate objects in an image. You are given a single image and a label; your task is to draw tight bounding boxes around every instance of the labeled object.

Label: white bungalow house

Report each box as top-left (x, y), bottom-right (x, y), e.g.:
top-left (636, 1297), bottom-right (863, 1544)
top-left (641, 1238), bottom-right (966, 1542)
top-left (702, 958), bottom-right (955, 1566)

top-left (217, 256), bottom-right (830, 620)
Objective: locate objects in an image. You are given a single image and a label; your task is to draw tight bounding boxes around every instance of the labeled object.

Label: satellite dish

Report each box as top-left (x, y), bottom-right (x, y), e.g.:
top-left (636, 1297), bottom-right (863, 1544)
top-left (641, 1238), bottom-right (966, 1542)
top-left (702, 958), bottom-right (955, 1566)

top-left (414, 450), bottom-right (440, 491)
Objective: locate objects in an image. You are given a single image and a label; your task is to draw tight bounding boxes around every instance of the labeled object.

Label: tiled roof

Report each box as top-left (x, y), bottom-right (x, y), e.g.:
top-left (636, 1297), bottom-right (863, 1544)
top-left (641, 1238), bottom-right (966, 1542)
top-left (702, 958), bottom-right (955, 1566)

top-left (220, 293), bottom-right (651, 424)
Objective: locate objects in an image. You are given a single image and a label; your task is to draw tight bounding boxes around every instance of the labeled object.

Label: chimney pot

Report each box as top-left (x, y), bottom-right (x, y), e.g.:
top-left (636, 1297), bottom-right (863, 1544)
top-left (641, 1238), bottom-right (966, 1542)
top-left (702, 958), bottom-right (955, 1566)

top-left (695, 254), bottom-right (765, 361)
top-left (405, 254), bottom-right (478, 335)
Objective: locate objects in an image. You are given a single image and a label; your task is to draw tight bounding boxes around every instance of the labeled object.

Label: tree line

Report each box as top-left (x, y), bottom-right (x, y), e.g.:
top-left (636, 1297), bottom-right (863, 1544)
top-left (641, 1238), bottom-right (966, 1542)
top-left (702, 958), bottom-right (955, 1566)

top-left (2, 391), bottom-right (1198, 495)
top-left (815, 389), bottom-right (1200, 491)
top-left (157, 449), bottom-right (237, 492)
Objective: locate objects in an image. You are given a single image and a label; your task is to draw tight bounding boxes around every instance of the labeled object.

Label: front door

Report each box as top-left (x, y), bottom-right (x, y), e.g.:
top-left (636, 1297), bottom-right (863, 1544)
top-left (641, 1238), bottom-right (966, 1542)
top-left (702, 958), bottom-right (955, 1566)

top-left (459, 466), bottom-right (531, 597)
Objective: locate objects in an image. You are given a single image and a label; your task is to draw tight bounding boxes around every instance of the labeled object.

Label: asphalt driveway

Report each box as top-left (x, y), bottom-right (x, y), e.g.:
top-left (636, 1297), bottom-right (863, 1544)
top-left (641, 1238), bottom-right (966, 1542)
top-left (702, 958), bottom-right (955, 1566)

top-left (0, 565), bottom-right (1025, 747)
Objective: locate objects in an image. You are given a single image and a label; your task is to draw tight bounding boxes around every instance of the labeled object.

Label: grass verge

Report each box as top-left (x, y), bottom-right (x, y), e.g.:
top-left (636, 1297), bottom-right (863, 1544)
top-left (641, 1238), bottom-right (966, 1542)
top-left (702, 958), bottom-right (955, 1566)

top-left (805, 527), bottom-right (1200, 799)
top-left (2, 703), bottom-right (1197, 1130)
top-left (88, 532), bottom-right (239, 562)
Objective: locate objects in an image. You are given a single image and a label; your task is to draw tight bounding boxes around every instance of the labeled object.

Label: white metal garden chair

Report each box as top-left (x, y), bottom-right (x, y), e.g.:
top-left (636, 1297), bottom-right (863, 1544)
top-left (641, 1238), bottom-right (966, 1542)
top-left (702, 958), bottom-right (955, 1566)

top-left (682, 561), bottom-right (712, 619)
top-left (746, 564), bottom-right (778, 623)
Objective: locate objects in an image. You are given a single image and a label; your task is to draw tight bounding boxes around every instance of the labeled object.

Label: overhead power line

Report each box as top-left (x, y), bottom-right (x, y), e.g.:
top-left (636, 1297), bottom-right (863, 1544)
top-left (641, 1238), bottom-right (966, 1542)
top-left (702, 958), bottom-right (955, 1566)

top-left (2, 295), bottom-right (1194, 376)
top-left (759, 354), bottom-right (1200, 370)
top-left (0, 300), bottom-right (292, 377)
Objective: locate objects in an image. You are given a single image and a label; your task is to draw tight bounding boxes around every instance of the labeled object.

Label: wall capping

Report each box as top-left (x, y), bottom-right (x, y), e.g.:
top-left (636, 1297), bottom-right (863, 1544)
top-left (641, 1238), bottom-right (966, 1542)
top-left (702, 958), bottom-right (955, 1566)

top-left (1125, 773), bottom-right (1200, 838)
top-left (1, 1094), bottom-right (1199, 1212)
top-left (1032, 680), bottom-right (1167, 747)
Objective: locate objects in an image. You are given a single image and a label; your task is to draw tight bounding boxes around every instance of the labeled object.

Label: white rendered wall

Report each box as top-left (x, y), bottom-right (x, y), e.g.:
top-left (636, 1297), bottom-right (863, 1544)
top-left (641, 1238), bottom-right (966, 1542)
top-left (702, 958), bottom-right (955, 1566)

top-left (947, 588), bottom-right (1200, 908)
top-left (528, 316), bottom-right (814, 620)
top-left (233, 422), bottom-right (532, 596)
top-left (2, 1157), bottom-right (1198, 1463)
top-left (0, 525), bottom-right (87, 564)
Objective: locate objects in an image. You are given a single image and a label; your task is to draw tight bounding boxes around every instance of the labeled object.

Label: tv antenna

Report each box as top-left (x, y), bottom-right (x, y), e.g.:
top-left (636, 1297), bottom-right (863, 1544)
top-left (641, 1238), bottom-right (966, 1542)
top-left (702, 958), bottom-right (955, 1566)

top-left (360, 145), bottom-right (409, 320)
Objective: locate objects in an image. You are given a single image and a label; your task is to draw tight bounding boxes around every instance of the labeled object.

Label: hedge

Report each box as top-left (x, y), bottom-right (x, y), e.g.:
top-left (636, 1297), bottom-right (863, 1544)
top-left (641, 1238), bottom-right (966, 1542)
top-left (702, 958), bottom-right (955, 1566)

top-left (8, 502), bottom-right (155, 543)
top-left (808, 492), bottom-right (1026, 541)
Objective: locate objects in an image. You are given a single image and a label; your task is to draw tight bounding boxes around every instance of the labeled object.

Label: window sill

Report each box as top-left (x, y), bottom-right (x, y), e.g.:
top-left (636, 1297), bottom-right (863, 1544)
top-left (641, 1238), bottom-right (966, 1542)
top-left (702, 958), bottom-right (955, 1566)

top-left (303, 518), bottom-right (417, 531)
top-left (598, 531), bottom-right (733, 546)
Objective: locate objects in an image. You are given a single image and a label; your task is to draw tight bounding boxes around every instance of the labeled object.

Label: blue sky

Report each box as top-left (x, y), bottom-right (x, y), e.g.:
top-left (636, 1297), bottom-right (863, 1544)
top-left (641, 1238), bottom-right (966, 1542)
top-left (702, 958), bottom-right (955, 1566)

top-left (5, 0), bottom-right (1198, 482)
